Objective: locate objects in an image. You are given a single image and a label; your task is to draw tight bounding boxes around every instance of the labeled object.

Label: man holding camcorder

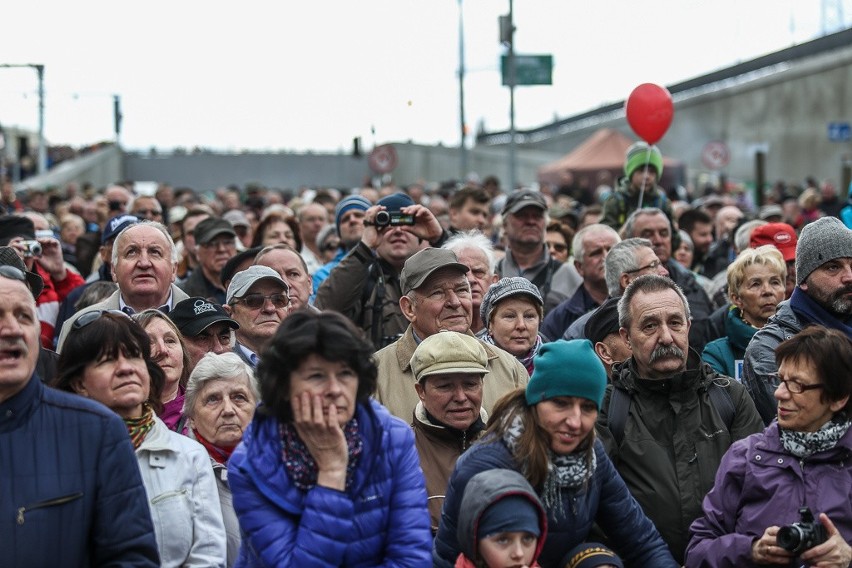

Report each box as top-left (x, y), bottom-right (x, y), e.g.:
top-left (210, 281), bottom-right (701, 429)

top-left (315, 192), bottom-right (449, 348)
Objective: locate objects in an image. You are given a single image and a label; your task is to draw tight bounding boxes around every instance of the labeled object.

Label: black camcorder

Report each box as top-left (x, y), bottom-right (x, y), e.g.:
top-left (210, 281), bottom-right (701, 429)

top-left (374, 210), bottom-right (415, 227)
top-left (776, 507), bottom-right (827, 554)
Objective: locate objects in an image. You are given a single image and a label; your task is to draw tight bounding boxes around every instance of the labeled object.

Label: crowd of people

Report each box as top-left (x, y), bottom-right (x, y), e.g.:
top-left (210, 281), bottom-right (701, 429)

top-left (1, 141), bottom-right (851, 567)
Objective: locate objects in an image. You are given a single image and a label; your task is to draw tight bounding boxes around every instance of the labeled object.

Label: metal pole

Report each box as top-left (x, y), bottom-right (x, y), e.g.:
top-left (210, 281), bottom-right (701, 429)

top-left (508, 0), bottom-right (516, 191)
top-left (458, 0), bottom-right (468, 180)
top-left (35, 65), bottom-right (46, 175)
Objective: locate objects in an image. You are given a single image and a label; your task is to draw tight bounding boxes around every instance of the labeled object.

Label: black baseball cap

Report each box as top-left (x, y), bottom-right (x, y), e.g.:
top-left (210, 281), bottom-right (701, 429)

top-left (168, 297), bottom-right (239, 337)
top-left (501, 190), bottom-right (547, 216)
top-left (193, 218), bottom-right (236, 245)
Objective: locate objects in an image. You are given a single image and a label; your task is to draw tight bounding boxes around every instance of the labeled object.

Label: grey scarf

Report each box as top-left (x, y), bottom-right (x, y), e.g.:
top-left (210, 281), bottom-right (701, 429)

top-left (780, 415), bottom-right (851, 459)
top-left (502, 414), bottom-right (596, 518)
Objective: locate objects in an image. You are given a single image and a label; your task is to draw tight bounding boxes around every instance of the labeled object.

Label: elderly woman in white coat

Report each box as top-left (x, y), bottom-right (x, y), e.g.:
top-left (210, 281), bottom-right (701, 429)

top-left (184, 352), bottom-right (259, 567)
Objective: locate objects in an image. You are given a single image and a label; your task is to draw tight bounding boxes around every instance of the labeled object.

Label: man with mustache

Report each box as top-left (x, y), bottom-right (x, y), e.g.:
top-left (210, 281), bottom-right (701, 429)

top-left (596, 274), bottom-right (762, 564)
top-left (744, 216), bottom-right (852, 424)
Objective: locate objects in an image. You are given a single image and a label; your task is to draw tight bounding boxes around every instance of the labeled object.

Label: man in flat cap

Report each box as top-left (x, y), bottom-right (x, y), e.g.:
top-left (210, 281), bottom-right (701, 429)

top-left (374, 247), bottom-right (527, 421)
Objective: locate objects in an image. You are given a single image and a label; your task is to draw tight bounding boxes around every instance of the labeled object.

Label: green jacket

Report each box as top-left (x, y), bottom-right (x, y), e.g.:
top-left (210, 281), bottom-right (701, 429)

top-left (596, 354), bottom-right (763, 563)
top-left (600, 178), bottom-right (674, 230)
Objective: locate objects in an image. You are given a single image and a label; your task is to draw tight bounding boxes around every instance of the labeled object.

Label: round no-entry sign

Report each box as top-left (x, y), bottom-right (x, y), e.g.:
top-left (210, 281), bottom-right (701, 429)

top-left (702, 141), bottom-right (730, 170)
top-left (368, 144), bottom-right (398, 174)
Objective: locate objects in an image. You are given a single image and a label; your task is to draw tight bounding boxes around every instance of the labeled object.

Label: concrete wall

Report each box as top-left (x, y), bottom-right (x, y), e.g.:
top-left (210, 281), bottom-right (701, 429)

top-left (19, 33), bottom-right (852, 195)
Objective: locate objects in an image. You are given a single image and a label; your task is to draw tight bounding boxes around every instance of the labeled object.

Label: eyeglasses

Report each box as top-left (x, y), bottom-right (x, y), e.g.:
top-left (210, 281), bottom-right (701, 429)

top-left (771, 374), bottom-right (825, 394)
top-left (232, 293), bottom-right (289, 310)
top-left (322, 242), bottom-right (340, 252)
top-left (547, 242), bottom-right (568, 253)
top-left (133, 209), bottom-right (162, 217)
top-left (624, 259), bottom-right (663, 274)
top-left (0, 265), bottom-right (26, 283)
top-left (72, 309), bottom-right (130, 331)
top-left (200, 238), bottom-right (236, 250)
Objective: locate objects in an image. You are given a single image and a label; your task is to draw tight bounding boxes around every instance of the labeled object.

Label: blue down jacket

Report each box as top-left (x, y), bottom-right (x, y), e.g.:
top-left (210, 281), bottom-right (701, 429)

top-left (228, 399), bottom-right (432, 567)
top-left (433, 435), bottom-right (678, 568)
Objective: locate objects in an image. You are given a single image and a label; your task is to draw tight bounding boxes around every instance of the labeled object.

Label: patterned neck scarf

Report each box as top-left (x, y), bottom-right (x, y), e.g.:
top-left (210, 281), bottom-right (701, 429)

top-left (123, 404), bottom-right (156, 450)
top-left (483, 333), bottom-right (542, 376)
top-left (279, 418), bottom-right (363, 492)
top-left (502, 413), bottom-right (596, 518)
top-left (780, 415), bottom-right (851, 459)
top-left (193, 428), bottom-right (237, 464)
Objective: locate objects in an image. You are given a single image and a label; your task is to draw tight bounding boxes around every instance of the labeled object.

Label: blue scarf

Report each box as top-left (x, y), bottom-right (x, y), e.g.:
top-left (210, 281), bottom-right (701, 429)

top-left (788, 287), bottom-right (852, 340)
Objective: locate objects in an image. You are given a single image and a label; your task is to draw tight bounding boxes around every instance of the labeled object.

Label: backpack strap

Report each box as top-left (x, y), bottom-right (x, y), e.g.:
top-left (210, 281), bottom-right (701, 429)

top-left (606, 386), bottom-right (631, 447)
top-left (707, 381), bottom-right (736, 432)
top-left (607, 380), bottom-right (735, 447)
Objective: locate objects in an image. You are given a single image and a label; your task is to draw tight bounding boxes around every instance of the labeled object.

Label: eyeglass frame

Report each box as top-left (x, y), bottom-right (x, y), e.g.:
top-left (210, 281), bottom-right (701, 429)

top-left (230, 292), bottom-right (290, 310)
top-left (624, 259), bottom-right (663, 274)
top-left (770, 373), bottom-right (826, 395)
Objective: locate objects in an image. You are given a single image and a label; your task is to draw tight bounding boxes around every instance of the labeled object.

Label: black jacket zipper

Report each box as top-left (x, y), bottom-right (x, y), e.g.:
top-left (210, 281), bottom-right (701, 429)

top-left (17, 492), bottom-right (84, 525)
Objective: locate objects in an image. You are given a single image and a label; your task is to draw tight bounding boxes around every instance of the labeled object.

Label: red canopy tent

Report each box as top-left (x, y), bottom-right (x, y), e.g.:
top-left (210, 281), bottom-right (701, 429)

top-left (537, 128), bottom-right (684, 190)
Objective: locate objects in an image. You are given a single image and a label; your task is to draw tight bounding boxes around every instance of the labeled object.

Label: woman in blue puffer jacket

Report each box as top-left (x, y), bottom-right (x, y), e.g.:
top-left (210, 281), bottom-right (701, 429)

top-left (228, 311), bottom-right (432, 567)
top-left (433, 340), bottom-right (678, 568)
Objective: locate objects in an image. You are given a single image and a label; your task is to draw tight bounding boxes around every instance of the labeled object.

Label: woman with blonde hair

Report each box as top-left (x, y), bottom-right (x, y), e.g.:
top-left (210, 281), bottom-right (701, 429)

top-left (702, 245), bottom-right (786, 380)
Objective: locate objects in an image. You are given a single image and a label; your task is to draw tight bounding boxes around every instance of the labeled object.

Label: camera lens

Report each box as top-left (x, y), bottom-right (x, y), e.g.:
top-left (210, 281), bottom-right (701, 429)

top-left (375, 211), bottom-right (390, 227)
top-left (776, 526), bottom-right (803, 552)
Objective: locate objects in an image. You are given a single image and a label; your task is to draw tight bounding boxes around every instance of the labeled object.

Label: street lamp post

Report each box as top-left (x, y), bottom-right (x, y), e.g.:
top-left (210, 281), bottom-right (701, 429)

top-left (0, 63), bottom-right (46, 176)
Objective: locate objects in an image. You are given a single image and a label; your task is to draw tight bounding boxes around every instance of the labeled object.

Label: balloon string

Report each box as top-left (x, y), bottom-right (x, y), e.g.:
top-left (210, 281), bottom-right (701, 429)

top-left (637, 147), bottom-right (651, 210)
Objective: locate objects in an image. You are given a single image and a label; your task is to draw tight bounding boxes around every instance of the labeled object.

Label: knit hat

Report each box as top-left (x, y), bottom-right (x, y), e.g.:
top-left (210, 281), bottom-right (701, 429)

top-left (584, 296), bottom-right (621, 345)
top-left (795, 216), bottom-right (852, 284)
top-left (478, 495), bottom-right (542, 539)
top-left (410, 331), bottom-right (489, 382)
top-left (525, 339), bottom-right (607, 409)
top-left (400, 247), bottom-right (468, 295)
top-left (624, 141), bottom-right (663, 179)
top-left (480, 277), bottom-right (544, 325)
top-left (749, 222), bottom-right (797, 262)
top-left (560, 542), bottom-right (624, 568)
top-left (377, 192), bottom-right (414, 213)
top-left (335, 194), bottom-right (371, 234)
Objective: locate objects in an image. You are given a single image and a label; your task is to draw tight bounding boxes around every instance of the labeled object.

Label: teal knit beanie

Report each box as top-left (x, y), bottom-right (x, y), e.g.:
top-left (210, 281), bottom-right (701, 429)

top-left (525, 339), bottom-right (607, 409)
top-left (624, 141), bottom-right (663, 179)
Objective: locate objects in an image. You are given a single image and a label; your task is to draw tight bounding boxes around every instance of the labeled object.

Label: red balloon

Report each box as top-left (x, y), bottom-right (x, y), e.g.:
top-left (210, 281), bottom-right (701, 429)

top-left (625, 83), bottom-right (674, 145)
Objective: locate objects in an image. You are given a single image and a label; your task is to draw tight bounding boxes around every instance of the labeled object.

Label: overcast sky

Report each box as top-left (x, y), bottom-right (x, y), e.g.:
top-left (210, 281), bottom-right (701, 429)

top-left (1, 0), bottom-right (849, 154)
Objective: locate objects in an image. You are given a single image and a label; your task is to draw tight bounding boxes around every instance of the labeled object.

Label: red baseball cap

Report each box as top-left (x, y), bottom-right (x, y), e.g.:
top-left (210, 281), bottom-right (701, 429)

top-left (749, 222), bottom-right (797, 262)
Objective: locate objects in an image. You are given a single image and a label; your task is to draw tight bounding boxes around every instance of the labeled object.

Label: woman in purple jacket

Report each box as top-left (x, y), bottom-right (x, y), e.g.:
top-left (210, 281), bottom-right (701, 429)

top-left (687, 326), bottom-right (852, 567)
top-left (228, 310), bottom-right (432, 567)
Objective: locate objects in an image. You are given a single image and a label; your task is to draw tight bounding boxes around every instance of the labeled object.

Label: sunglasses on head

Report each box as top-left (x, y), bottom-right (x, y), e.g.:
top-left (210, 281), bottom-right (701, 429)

top-left (72, 309), bottom-right (131, 331)
top-left (0, 265), bottom-right (26, 283)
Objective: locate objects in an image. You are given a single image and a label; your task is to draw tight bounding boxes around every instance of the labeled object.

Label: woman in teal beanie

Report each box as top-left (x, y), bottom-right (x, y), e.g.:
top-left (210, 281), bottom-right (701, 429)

top-left (434, 339), bottom-right (678, 568)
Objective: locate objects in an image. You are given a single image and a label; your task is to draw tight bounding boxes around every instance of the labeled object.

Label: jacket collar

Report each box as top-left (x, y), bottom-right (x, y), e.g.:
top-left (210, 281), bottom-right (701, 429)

top-left (0, 373), bottom-right (40, 433)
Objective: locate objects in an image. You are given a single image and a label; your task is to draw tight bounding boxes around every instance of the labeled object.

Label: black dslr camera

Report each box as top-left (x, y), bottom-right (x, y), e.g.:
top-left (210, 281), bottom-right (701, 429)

top-left (776, 507), bottom-right (827, 554)
top-left (374, 210), bottom-right (415, 227)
